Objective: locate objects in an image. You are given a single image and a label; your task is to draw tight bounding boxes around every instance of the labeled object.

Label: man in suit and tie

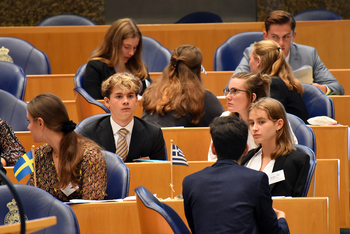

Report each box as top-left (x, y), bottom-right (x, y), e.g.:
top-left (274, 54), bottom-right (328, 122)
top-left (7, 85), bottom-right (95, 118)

top-left (182, 116), bottom-right (289, 234)
top-left (228, 10), bottom-right (344, 95)
top-left (80, 72), bottom-right (166, 162)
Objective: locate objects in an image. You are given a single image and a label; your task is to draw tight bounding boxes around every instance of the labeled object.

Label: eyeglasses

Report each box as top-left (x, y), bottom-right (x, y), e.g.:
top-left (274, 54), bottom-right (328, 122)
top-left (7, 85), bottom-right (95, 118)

top-left (223, 88), bottom-right (249, 96)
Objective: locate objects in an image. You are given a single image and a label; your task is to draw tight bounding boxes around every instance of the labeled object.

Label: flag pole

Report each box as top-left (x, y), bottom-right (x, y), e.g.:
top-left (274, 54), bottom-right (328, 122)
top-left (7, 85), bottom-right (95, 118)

top-left (170, 139), bottom-right (174, 199)
top-left (31, 145), bottom-right (37, 187)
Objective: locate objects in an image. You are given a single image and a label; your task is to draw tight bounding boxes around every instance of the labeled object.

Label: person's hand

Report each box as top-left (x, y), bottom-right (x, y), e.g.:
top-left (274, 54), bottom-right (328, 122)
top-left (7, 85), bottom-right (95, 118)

top-left (273, 208), bottom-right (286, 219)
top-left (312, 83), bottom-right (327, 94)
top-left (1, 157), bottom-right (6, 166)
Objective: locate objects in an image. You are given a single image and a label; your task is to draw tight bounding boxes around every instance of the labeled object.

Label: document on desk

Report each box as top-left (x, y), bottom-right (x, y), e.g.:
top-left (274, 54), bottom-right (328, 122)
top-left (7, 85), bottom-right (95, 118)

top-left (292, 65), bottom-right (313, 84)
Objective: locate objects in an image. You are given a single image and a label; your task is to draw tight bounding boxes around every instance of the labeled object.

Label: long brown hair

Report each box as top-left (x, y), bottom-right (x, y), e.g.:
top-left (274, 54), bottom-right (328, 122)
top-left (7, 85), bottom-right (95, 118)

top-left (27, 93), bottom-right (99, 189)
top-left (248, 97), bottom-right (294, 160)
top-left (89, 18), bottom-right (148, 81)
top-left (252, 40), bottom-right (303, 95)
top-left (142, 45), bottom-right (205, 124)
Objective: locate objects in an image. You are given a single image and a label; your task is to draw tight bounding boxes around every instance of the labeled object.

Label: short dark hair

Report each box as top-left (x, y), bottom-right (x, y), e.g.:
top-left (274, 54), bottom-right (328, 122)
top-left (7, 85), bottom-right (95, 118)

top-left (265, 10), bottom-right (296, 33)
top-left (209, 116), bottom-right (248, 160)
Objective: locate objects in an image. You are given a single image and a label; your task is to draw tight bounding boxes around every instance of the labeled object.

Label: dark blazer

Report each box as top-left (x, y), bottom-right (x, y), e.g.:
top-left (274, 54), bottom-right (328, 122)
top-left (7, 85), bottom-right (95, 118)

top-left (80, 116), bottom-right (166, 162)
top-left (241, 148), bottom-right (310, 197)
top-left (183, 159), bottom-right (289, 234)
top-left (84, 60), bottom-right (151, 99)
top-left (270, 77), bottom-right (309, 123)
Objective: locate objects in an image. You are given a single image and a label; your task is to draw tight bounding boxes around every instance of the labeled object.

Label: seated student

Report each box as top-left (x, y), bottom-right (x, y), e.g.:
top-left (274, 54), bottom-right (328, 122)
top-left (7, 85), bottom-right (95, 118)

top-left (27, 93), bottom-right (107, 202)
top-left (242, 97), bottom-right (309, 197)
top-left (208, 72), bottom-right (297, 161)
top-left (142, 45), bottom-right (224, 127)
top-left (183, 116), bottom-right (290, 234)
top-left (84, 18), bottom-right (151, 99)
top-left (81, 73), bottom-right (166, 162)
top-left (249, 39), bottom-right (309, 123)
top-left (0, 119), bottom-right (26, 166)
top-left (229, 10), bottom-right (344, 95)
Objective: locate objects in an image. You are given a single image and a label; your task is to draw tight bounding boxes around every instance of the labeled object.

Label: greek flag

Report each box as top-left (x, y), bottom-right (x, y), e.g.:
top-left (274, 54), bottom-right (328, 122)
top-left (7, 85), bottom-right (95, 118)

top-left (13, 151), bottom-right (34, 182)
top-left (171, 144), bottom-right (188, 166)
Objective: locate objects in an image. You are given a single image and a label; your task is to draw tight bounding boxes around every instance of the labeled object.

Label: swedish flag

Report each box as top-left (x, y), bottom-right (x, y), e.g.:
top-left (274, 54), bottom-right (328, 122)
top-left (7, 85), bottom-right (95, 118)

top-left (13, 151), bottom-right (34, 182)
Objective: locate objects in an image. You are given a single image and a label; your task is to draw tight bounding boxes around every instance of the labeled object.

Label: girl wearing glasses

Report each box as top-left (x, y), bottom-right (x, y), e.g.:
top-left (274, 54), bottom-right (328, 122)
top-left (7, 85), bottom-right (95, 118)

top-left (208, 72), bottom-right (272, 160)
top-left (142, 45), bottom-right (224, 127)
top-left (249, 40), bottom-right (309, 123)
top-left (242, 97), bottom-right (309, 197)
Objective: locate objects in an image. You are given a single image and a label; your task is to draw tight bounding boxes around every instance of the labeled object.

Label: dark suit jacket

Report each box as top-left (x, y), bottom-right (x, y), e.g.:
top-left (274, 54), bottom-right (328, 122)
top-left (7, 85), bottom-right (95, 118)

top-left (183, 159), bottom-right (289, 234)
top-left (80, 116), bottom-right (166, 162)
top-left (84, 60), bottom-right (151, 99)
top-left (270, 77), bottom-right (309, 123)
top-left (241, 148), bottom-right (309, 197)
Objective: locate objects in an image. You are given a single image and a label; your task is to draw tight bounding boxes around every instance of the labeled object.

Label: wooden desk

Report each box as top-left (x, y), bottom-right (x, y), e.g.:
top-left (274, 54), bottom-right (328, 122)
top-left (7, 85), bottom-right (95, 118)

top-left (161, 127), bottom-right (211, 161)
top-left (1, 21), bottom-right (349, 74)
top-left (330, 69), bottom-right (350, 95)
top-left (70, 197), bottom-right (328, 234)
top-left (330, 95), bottom-right (350, 126)
top-left (311, 125), bottom-right (349, 228)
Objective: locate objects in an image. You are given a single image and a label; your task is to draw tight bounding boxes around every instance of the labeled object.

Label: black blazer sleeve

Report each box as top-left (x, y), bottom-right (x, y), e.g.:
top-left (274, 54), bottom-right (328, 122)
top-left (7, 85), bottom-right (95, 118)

top-left (84, 60), bottom-right (115, 99)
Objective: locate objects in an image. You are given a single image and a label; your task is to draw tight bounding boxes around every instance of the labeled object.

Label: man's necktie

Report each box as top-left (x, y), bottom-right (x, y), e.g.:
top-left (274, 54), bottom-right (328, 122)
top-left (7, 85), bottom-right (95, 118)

top-left (116, 128), bottom-right (129, 161)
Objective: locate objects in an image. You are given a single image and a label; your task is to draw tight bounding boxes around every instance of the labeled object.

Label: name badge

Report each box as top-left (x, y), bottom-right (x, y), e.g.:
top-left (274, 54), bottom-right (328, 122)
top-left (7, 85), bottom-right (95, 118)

top-left (268, 170), bottom-right (285, 185)
top-left (61, 182), bottom-right (79, 196)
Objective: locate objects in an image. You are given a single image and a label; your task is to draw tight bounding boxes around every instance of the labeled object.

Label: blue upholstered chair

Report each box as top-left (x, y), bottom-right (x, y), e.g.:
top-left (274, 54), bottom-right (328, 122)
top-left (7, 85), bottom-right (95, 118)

top-left (135, 186), bottom-right (191, 234)
top-left (37, 14), bottom-right (96, 26)
top-left (294, 144), bottom-right (317, 197)
top-left (75, 113), bottom-right (110, 134)
top-left (294, 10), bottom-right (342, 21)
top-left (176, 12), bottom-right (222, 23)
top-left (102, 150), bottom-right (130, 200)
top-left (287, 113), bottom-right (316, 154)
top-left (73, 63), bottom-right (110, 122)
top-left (0, 90), bottom-right (28, 131)
top-left (213, 31), bottom-right (264, 71)
top-left (0, 184), bottom-right (80, 234)
top-left (142, 36), bottom-right (172, 72)
top-left (0, 37), bottom-right (51, 75)
top-left (302, 83), bottom-right (334, 119)
top-left (0, 61), bottom-right (27, 100)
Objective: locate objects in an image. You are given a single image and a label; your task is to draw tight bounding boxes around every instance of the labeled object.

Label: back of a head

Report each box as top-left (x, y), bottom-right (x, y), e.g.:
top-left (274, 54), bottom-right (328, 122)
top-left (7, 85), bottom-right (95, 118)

top-left (210, 116), bottom-right (248, 160)
top-left (169, 45), bottom-right (203, 81)
top-left (252, 40), bottom-right (285, 77)
top-left (27, 93), bottom-right (70, 132)
top-left (265, 10), bottom-right (296, 33)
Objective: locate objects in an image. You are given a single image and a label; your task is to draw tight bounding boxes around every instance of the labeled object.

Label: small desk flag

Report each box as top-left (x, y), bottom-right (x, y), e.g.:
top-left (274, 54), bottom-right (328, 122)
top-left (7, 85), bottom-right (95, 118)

top-left (13, 151), bottom-right (34, 182)
top-left (171, 144), bottom-right (188, 166)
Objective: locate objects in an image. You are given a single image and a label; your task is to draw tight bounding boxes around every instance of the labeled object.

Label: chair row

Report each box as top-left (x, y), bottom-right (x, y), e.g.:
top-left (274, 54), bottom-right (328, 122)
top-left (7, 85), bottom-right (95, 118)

top-left (5, 159), bottom-right (339, 233)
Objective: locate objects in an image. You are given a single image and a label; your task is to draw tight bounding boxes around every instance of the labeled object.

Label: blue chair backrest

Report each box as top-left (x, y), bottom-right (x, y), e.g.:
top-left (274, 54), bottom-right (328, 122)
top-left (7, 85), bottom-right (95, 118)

top-left (0, 184), bottom-right (80, 234)
top-left (302, 83), bottom-right (334, 119)
top-left (213, 31), bottom-right (264, 71)
top-left (37, 14), bottom-right (96, 26)
top-left (75, 113), bottom-right (111, 134)
top-left (142, 36), bottom-right (172, 72)
top-left (0, 37), bottom-right (51, 75)
top-left (286, 113), bottom-right (316, 154)
top-left (176, 11), bottom-right (222, 23)
top-left (102, 150), bottom-right (130, 199)
top-left (294, 10), bottom-right (342, 21)
top-left (294, 144), bottom-right (317, 197)
top-left (73, 63), bottom-right (110, 114)
top-left (0, 89), bottom-right (29, 131)
top-left (74, 63), bottom-right (87, 88)
top-left (0, 61), bottom-right (27, 100)
top-left (135, 186), bottom-right (191, 234)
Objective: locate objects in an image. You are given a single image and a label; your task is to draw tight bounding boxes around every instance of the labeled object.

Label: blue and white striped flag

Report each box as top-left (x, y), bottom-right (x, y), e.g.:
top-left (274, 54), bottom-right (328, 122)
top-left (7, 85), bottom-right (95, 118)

top-left (171, 144), bottom-right (188, 166)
